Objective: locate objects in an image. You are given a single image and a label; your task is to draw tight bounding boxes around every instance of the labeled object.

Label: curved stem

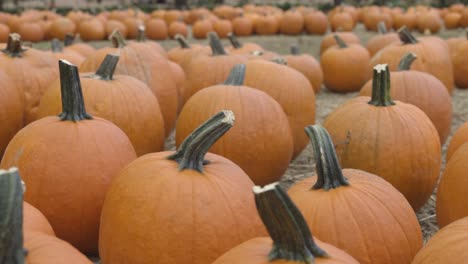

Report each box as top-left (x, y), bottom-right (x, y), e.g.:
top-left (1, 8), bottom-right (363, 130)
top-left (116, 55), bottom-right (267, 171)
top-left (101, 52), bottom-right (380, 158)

top-left (167, 110), bottom-right (234, 172)
top-left (290, 45), bottom-right (300, 55)
top-left (368, 64), bottom-right (395, 107)
top-left (2, 33), bottom-right (26, 57)
top-left (51, 38), bottom-right (63, 53)
top-left (0, 167), bottom-right (25, 264)
top-left (136, 25), bottom-right (146, 42)
top-left (95, 54), bottom-right (119, 80)
top-left (305, 125), bottom-right (349, 190)
top-left (224, 64), bottom-right (246, 86)
top-left (333, 34), bottom-right (348, 48)
top-left (397, 53), bottom-right (417, 71)
top-left (398, 26), bottom-right (418, 44)
top-left (109, 29), bottom-right (126, 48)
top-left (208, 32), bottom-right (227, 56)
top-left (377, 21), bottom-right (388, 34)
top-left (227, 32), bottom-right (242, 49)
top-left (64, 33), bottom-right (75, 46)
top-left (175, 34), bottom-right (190, 48)
top-left (253, 183), bottom-right (329, 262)
top-left (58, 60), bottom-right (93, 121)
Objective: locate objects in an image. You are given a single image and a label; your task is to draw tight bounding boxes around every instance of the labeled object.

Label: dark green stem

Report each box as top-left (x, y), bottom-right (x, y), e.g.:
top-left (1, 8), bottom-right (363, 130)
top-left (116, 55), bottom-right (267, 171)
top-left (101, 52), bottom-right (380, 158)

top-left (224, 64), bottom-right (246, 85)
top-left (208, 32), bottom-right (227, 56)
top-left (398, 26), bottom-right (418, 44)
top-left (305, 125), bottom-right (349, 190)
top-left (397, 53), bottom-right (417, 71)
top-left (167, 110), bottom-right (234, 172)
top-left (290, 45), bottom-right (300, 55)
top-left (58, 60), bottom-right (93, 121)
top-left (1, 33), bottom-right (26, 57)
top-left (227, 32), bottom-right (242, 49)
top-left (377, 21), bottom-right (387, 34)
top-left (368, 64), bottom-right (395, 106)
top-left (94, 54), bottom-right (119, 80)
top-left (51, 38), bottom-right (63, 53)
top-left (333, 34), bottom-right (347, 48)
top-left (175, 34), bottom-right (190, 48)
top-left (253, 183), bottom-right (329, 262)
top-left (109, 29), bottom-right (126, 48)
top-left (64, 33), bottom-right (75, 46)
top-left (136, 25), bottom-right (145, 42)
top-left (0, 168), bottom-right (25, 264)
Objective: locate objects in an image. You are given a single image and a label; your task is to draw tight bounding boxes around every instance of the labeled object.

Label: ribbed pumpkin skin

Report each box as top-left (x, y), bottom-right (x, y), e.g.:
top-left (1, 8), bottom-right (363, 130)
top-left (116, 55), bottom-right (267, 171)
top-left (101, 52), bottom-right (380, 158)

top-left (437, 143), bottom-right (468, 227)
top-left (446, 122), bottom-right (468, 160)
top-left (24, 232), bottom-right (93, 264)
top-left (366, 33), bottom-right (400, 56)
top-left (79, 43), bottom-right (177, 136)
top-left (320, 32), bottom-right (360, 54)
top-left (452, 42), bottom-right (468, 88)
top-left (37, 75), bottom-right (166, 156)
top-left (360, 70), bottom-right (452, 145)
top-left (289, 169), bottom-right (423, 264)
top-left (285, 54), bottom-right (323, 93)
top-left (323, 97), bottom-right (441, 210)
top-left (0, 70), bottom-right (23, 157)
top-left (243, 60), bottom-right (315, 158)
top-left (176, 85), bottom-right (293, 185)
top-left (99, 152), bottom-right (266, 264)
top-left (412, 217), bottom-right (468, 264)
top-left (212, 237), bottom-right (359, 264)
top-left (1, 117), bottom-right (137, 254)
top-left (23, 202), bottom-right (55, 236)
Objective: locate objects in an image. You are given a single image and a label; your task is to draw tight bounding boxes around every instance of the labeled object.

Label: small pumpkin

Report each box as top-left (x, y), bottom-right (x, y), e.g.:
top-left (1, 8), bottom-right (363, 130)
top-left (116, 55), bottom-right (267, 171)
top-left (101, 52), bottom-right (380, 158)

top-left (444, 12), bottom-right (462, 29)
top-left (193, 18), bottom-right (213, 39)
top-left (49, 17), bottom-right (76, 40)
top-left (232, 13), bottom-right (253, 36)
top-left (167, 34), bottom-right (208, 64)
top-left (18, 22), bottom-right (45, 42)
top-left (284, 45), bottom-right (323, 93)
top-left (254, 15), bottom-right (279, 35)
top-left (145, 18), bottom-right (168, 40)
top-left (280, 10), bottom-right (304, 35)
top-left (366, 21), bottom-right (400, 56)
top-left (213, 182), bottom-right (359, 264)
top-left (168, 20), bottom-right (188, 39)
top-left (213, 19), bottom-right (233, 38)
top-left (105, 19), bottom-right (128, 39)
top-left (304, 10), bottom-right (328, 34)
top-left (77, 18), bottom-right (105, 41)
top-left (330, 11), bottom-right (355, 32)
top-left (320, 32), bottom-right (360, 54)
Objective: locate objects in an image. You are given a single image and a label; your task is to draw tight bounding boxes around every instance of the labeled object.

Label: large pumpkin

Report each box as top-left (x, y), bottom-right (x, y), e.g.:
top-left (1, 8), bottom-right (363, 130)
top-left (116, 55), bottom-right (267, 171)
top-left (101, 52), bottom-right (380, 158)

top-left (285, 45), bottom-right (323, 93)
top-left (288, 125), bottom-right (423, 264)
top-left (38, 54), bottom-right (165, 156)
top-left (323, 64), bottom-right (441, 210)
top-left (1, 60), bottom-right (137, 254)
top-left (176, 64), bottom-right (293, 185)
top-left (99, 111), bottom-right (266, 264)
top-left (213, 182), bottom-right (359, 264)
top-left (360, 53), bottom-right (452, 144)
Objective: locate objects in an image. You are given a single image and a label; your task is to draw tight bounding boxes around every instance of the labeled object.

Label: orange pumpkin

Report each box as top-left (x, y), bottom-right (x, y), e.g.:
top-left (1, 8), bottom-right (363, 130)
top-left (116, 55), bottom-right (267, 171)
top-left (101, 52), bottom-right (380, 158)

top-left (49, 17), bottom-right (76, 40)
top-left (167, 34), bottom-right (208, 64)
top-left (18, 22), bottom-right (45, 42)
top-left (122, 17), bottom-right (143, 39)
top-left (232, 13), bottom-right (253, 36)
top-left (330, 11), bottom-right (355, 32)
top-left (193, 18), bottom-right (213, 39)
top-left (50, 38), bottom-right (85, 65)
top-left (320, 32), bottom-right (360, 54)
top-left (168, 20), bottom-right (188, 38)
top-left (145, 18), bottom-right (168, 40)
top-left (0, 23), bottom-right (9, 42)
top-left (1, 60), bottom-right (137, 254)
top-left (285, 45), bottom-right (323, 93)
top-left (63, 34), bottom-right (96, 58)
top-left (213, 19), bottom-right (233, 38)
top-left (304, 10), bottom-right (328, 34)
top-left (446, 122), bottom-right (468, 161)
top-left (23, 202), bottom-right (55, 236)
top-left (99, 111), bottom-right (266, 264)
top-left (280, 10), bottom-right (304, 35)
top-left (393, 12), bottom-right (417, 30)
top-left (78, 18), bottom-right (106, 41)
top-left (105, 19), bottom-right (128, 38)
top-left (417, 10), bottom-right (442, 33)
top-left (254, 15), bottom-right (279, 35)
top-left (323, 64), bottom-right (441, 210)
top-left (366, 21), bottom-right (400, 56)
top-left (444, 12), bottom-right (462, 29)
top-left (226, 33), bottom-right (263, 54)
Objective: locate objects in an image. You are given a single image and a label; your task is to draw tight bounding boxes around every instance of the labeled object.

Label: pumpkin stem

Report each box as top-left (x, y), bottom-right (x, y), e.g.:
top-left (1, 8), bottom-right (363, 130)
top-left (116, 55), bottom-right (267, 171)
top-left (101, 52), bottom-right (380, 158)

top-left (64, 33), bottom-right (75, 46)
top-left (224, 64), bottom-right (246, 86)
top-left (208, 32), bottom-right (227, 56)
top-left (377, 21), bottom-right (388, 34)
top-left (227, 32), bottom-right (242, 49)
top-left (0, 167), bottom-right (25, 264)
top-left (109, 29), bottom-right (126, 48)
top-left (58, 60), bottom-right (93, 121)
top-left (2, 33), bottom-right (27, 57)
top-left (397, 26), bottom-right (418, 44)
top-left (95, 54), bottom-right (119, 80)
top-left (253, 182), bottom-right (329, 262)
top-left (51, 38), bottom-right (63, 53)
top-left (305, 125), bottom-right (349, 190)
top-left (397, 53), bottom-right (417, 71)
top-left (333, 34), bottom-right (348, 48)
top-left (271, 57), bottom-right (288, 65)
top-left (368, 64), bottom-right (395, 107)
top-left (290, 45), bottom-right (300, 55)
top-left (167, 110), bottom-right (234, 172)
top-left (136, 25), bottom-right (146, 42)
top-left (175, 34), bottom-right (191, 49)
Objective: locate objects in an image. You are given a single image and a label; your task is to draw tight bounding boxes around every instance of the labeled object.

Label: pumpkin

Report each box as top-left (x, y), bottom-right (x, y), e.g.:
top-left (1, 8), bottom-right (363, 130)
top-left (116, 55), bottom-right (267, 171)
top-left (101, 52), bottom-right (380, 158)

top-left (122, 17), bottom-right (143, 39)
top-left (280, 10), bottom-right (304, 35)
top-left (168, 60), bottom-right (185, 113)
top-left (412, 217), bottom-right (468, 263)
top-left (417, 10), bottom-right (442, 33)
top-left (254, 15), bottom-right (279, 35)
top-left (321, 35), bottom-right (371, 93)
top-left (0, 167), bottom-right (92, 264)
top-left (363, 11), bottom-right (393, 31)
top-left (304, 10), bottom-right (328, 34)
top-left (320, 32), bottom-right (360, 54)
top-left (213, 19), bottom-right (233, 38)
top-left (105, 19), bottom-right (128, 38)
top-left (0, 23), bottom-right (9, 42)
top-left (284, 45), bottom-right (323, 93)
top-left (323, 64), bottom-right (441, 210)
top-left (163, 10), bottom-right (182, 25)
top-left (167, 34), bottom-right (208, 64)
top-left (182, 32), bottom-right (248, 104)
top-left (49, 17), bottom-right (76, 40)
top-left (446, 123), bottom-right (468, 161)
top-left (366, 21), bottom-right (400, 56)
top-left (193, 18), bottom-right (213, 39)
top-left (360, 53), bottom-right (452, 144)
top-left (393, 12), bottom-right (417, 30)
top-left (134, 25), bottom-right (168, 57)
top-left (288, 125), bottom-right (423, 264)
top-left (226, 33), bottom-right (263, 54)
top-left (38, 54), bottom-right (165, 156)
top-left (444, 12), bottom-right (462, 29)
top-left (145, 18), bottom-right (168, 40)
top-left (232, 13), bottom-right (253, 36)
top-left (213, 182), bottom-right (359, 264)
top-left (450, 36), bottom-right (468, 88)
top-left (459, 8), bottom-right (468, 27)
top-left (1, 60), bottom-right (137, 254)
top-left (63, 34), bottom-right (96, 58)
top-left (80, 30), bottom-right (177, 136)
top-left (243, 59), bottom-right (315, 158)
top-left (0, 33), bottom-right (58, 125)
top-left (330, 11), bottom-right (355, 32)
top-left (17, 22), bottom-right (45, 42)
top-left (370, 27), bottom-right (454, 93)
top-left (176, 64), bottom-right (293, 185)
top-left (23, 202), bottom-right (55, 236)
top-left (168, 20), bottom-right (188, 38)
top-left (99, 111), bottom-right (266, 264)
top-left (78, 18), bottom-right (105, 41)
top-left (0, 68), bottom-right (22, 158)
top-left (50, 38), bottom-right (85, 65)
